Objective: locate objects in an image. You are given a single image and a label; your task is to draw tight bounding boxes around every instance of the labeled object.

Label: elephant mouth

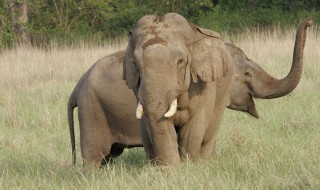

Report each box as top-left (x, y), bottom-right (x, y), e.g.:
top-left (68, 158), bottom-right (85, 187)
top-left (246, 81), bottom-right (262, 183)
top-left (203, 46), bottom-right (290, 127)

top-left (136, 98), bottom-right (178, 120)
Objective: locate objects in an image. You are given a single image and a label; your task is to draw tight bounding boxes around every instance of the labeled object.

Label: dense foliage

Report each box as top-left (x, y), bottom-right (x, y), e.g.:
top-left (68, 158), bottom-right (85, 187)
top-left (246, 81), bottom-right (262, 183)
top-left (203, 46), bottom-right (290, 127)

top-left (1, 0), bottom-right (319, 48)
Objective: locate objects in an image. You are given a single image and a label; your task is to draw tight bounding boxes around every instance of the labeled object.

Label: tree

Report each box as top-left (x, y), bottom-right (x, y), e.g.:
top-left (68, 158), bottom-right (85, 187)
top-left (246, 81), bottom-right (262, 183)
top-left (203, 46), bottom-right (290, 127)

top-left (8, 0), bottom-right (30, 46)
top-left (0, 1), bottom-right (13, 48)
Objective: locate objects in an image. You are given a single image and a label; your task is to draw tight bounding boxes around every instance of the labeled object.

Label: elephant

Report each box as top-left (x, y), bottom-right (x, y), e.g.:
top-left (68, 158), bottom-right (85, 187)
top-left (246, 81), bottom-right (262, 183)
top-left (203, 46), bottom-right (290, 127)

top-left (68, 50), bottom-right (142, 166)
top-left (123, 13), bottom-right (234, 165)
top-left (68, 16), bottom-right (312, 166)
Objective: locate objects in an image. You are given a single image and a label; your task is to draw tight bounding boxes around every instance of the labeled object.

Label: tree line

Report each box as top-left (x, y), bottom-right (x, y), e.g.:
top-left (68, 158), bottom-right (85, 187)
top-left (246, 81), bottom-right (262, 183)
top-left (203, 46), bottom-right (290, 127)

top-left (1, 0), bottom-right (319, 48)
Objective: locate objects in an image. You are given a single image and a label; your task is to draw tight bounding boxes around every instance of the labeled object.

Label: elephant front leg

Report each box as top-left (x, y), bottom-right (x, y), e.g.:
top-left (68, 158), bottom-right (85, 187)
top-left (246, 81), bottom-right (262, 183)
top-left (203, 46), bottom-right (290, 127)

top-left (200, 102), bottom-right (228, 159)
top-left (78, 97), bottom-right (112, 167)
top-left (139, 117), bottom-right (155, 161)
top-left (142, 118), bottom-right (180, 165)
top-left (178, 108), bottom-right (212, 161)
top-left (178, 88), bottom-right (218, 161)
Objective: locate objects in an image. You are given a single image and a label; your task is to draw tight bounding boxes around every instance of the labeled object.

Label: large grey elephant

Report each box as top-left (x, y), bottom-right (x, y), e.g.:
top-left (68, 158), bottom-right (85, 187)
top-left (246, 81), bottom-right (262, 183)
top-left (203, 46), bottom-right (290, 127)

top-left (123, 13), bottom-right (234, 165)
top-left (68, 51), bottom-right (141, 166)
top-left (68, 16), bottom-right (312, 166)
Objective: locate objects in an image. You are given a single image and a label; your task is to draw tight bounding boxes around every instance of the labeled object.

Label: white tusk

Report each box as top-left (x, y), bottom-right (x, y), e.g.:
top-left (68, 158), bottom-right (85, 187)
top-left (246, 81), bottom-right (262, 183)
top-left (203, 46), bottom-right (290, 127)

top-left (164, 98), bottom-right (177, 118)
top-left (136, 102), bottom-right (143, 120)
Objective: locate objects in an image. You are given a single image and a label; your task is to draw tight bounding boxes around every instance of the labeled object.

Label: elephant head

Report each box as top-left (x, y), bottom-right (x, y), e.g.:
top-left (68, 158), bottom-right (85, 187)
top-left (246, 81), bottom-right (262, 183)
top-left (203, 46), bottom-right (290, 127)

top-left (124, 13), bottom-right (229, 121)
top-left (227, 18), bottom-right (312, 118)
top-left (123, 13), bottom-right (232, 164)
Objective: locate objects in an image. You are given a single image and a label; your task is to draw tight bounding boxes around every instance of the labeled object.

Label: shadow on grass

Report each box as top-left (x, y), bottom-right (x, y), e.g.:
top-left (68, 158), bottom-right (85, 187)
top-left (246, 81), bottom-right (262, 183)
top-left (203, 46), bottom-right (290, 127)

top-left (102, 147), bottom-right (148, 169)
top-left (0, 147), bottom-right (148, 185)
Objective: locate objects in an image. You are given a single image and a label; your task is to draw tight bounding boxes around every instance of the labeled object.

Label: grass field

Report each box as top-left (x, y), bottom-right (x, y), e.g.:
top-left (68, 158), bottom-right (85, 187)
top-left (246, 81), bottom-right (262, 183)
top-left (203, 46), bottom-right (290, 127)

top-left (0, 25), bottom-right (319, 189)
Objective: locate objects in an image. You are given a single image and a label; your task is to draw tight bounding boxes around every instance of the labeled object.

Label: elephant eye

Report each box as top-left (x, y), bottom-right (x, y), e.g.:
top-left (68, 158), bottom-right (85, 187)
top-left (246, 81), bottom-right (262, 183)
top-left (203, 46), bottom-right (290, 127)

top-left (137, 76), bottom-right (141, 87)
top-left (177, 58), bottom-right (185, 76)
top-left (244, 72), bottom-right (252, 78)
top-left (177, 59), bottom-right (184, 64)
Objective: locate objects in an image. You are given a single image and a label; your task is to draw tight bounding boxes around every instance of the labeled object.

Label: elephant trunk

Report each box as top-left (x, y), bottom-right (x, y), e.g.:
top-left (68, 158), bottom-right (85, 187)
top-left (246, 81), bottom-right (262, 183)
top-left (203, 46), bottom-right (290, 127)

top-left (147, 118), bottom-right (180, 165)
top-left (138, 77), bottom-right (179, 122)
top-left (138, 79), bottom-right (181, 165)
top-left (251, 18), bottom-right (312, 99)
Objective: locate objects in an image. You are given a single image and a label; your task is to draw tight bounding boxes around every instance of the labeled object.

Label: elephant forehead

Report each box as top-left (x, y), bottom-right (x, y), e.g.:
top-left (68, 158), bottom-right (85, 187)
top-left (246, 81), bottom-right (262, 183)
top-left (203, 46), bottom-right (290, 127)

top-left (163, 13), bottom-right (189, 26)
top-left (141, 45), bottom-right (170, 63)
top-left (142, 36), bottom-right (167, 49)
top-left (136, 13), bottom-right (188, 28)
top-left (133, 44), bottom-right (170, 67)
top-left (133, 13), bottom-right (194, 42)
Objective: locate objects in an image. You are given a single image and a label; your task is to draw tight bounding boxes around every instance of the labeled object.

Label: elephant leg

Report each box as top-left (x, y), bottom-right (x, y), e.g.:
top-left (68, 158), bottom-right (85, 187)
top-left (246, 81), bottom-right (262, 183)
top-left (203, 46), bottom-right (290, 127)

top-left (140, 117), bottom-right (155, 161)
top-left (178, 85), bottom-right (217, 161)
top-left (200, 95), bottom-right (229, 159)
top-left (141, 117), bottom-right (180, 165)
top-left (178, 108), bottom-right (210, 161)
top-left (200, 110), bottom-right (227, 158)
top-left (199, 123), bottom-right (219, 159)
top-left (78, 96), bottom-right (112, 167)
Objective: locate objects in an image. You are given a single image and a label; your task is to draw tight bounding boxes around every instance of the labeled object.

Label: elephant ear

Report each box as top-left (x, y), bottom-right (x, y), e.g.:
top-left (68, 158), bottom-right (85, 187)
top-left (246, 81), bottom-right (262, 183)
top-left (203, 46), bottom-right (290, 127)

top-left (190, 27), bottom-right (228, 83)
top-left (227, 91), bottom-right (259, 119)
top-left (196, 27), bottom-right (221, 39)
top-left (123, 47), bottom-right (139, 89)
top-left (225, 43), bottom-right (260, 118)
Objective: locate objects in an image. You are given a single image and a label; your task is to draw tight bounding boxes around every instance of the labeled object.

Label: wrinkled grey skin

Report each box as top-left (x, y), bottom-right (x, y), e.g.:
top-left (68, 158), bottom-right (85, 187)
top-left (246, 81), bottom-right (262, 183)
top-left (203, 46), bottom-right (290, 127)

top-left (68, 17), bottom-right (312, 166)
top-left (68, 51), bottom-right (142, 166)
top-left (123, 13), bottom-right (234, 165)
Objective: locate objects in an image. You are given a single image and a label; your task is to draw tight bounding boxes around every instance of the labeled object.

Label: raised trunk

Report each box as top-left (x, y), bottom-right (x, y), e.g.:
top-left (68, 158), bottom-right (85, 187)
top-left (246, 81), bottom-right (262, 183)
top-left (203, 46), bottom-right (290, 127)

top-left (251, 18), bottom-right (312, 99)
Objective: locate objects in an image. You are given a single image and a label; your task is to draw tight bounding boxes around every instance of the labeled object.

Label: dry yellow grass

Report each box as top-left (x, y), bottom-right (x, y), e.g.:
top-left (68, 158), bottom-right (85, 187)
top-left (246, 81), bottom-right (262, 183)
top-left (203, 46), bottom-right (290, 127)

top-left (0, 26), bottom-right (319, 189)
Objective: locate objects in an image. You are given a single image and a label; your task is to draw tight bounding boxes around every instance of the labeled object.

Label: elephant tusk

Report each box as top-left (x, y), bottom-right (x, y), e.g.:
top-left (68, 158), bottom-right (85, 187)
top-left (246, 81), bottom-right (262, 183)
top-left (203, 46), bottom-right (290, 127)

top-left (164, 98), bottom-right (177, 118)
top-left (136, 102), bottom-right (143, 120)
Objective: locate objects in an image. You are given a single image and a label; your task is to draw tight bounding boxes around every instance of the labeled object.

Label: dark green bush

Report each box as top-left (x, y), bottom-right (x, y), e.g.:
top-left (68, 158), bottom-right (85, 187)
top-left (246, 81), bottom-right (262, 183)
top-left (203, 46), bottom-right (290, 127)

top-left (1, 0), bottom-right (319, 48)
top-left (198, 5), bottom-right (319, 34)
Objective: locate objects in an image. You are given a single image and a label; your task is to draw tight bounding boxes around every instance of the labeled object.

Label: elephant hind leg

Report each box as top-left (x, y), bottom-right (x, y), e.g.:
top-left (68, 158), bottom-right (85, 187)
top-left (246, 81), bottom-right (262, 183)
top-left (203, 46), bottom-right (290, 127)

top-left (82, 148), bottom-right (110, 168)
top-left (78, 96), bottom-right (113, 168)
top-left (101, 144), bottom-right (125, 165)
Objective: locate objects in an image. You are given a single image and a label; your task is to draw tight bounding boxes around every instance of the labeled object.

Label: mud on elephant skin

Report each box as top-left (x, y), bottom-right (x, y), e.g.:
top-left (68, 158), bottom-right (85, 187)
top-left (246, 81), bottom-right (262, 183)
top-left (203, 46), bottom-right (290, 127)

top-left (123, 13), bottom-right (234, 165)
top-left (123, 13), bottom-right (312, 165)
top-left (68, 17), bottom-right (312, 166)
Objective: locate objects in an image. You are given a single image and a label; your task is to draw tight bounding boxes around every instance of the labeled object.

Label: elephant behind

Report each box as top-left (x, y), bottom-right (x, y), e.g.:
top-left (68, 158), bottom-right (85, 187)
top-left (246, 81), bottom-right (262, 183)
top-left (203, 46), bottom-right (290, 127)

top-left (68, 17), bottom-right (312, 166)
top-left (68, 50), bottom-right (141, 166)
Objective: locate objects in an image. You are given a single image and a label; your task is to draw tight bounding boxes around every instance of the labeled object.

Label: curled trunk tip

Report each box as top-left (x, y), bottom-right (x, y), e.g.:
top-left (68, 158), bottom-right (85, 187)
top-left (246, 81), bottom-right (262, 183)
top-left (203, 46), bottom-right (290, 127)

top-left (304, 18), bottom-right (313, 26)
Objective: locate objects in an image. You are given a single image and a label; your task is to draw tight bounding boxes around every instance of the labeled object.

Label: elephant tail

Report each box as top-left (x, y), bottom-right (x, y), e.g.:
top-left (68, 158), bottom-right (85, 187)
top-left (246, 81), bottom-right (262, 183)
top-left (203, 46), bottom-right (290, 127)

top-left (67, 95), bottom-right (77, 165)
top-left (67, 66), bottom-right (92, 165)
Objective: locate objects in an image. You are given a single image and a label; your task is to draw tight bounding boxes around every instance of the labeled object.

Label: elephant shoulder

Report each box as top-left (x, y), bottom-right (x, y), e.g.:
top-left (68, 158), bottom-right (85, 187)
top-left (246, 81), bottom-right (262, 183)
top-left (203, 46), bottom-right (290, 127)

top-left (88, 50), bottom-right (125, 87)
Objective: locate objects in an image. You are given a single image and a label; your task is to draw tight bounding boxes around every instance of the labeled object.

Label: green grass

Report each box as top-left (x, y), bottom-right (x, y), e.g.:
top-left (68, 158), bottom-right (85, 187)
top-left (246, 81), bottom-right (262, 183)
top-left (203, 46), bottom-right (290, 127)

top-left (0, 27), bottom-right (319, 189)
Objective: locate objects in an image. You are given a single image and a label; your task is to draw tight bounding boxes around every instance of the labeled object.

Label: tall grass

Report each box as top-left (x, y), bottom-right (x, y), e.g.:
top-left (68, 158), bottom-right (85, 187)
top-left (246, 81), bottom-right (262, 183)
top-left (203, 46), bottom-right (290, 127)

top-left (0, 26), bottom-right (319, 189)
